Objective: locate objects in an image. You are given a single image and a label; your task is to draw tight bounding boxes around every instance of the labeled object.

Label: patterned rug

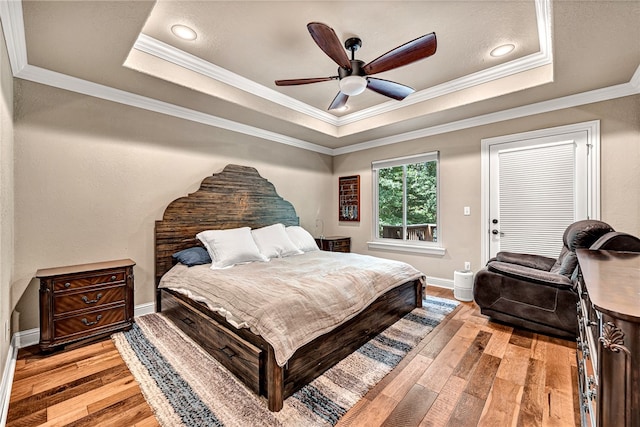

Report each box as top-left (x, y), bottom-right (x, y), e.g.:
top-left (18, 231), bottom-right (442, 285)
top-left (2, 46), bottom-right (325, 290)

top-left (113, 296), bottom-right (459, 427)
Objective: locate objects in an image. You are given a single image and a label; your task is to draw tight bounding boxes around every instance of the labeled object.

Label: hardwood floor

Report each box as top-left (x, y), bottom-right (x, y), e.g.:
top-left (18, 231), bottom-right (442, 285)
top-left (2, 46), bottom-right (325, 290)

top-left (337, 287), bottom-right (580, 427)
top-left (7, 287), bottom-right (579, 427)
top-left (7, 339), bottom-right (158, 427)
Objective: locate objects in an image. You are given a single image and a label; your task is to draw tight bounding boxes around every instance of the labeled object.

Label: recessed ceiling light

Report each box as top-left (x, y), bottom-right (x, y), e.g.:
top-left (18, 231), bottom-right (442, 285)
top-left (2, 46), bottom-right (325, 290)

top-left (490, 44), bottom-right (515, 57)
top-left (171, 24), bottom-right (197, 41)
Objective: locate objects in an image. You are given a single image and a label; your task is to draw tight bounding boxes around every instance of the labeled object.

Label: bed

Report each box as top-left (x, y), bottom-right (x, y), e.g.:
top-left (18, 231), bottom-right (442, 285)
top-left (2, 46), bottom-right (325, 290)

top-left (154, 164), bottom-right (424, 411)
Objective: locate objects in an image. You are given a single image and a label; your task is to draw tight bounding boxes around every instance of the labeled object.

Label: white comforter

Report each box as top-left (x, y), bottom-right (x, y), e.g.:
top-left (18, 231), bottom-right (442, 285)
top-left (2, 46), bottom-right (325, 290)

top-left (159, 251), bottom-right (424, 366)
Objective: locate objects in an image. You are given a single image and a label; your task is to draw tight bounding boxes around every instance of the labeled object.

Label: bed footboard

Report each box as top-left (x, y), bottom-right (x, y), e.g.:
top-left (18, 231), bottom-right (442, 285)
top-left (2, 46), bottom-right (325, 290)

top-left (159, 278), bottom-right (422, 411)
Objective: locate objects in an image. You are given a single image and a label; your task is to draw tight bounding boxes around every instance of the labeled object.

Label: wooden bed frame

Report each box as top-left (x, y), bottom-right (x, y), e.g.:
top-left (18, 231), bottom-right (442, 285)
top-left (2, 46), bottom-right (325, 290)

top-left (154, 164), bottom-right (422, 411)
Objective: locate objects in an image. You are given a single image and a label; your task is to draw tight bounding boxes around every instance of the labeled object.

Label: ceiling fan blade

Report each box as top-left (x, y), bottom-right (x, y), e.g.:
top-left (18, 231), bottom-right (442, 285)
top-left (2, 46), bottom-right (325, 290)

top-left (328, 92), bottom-right (349, 110)
top-left (363, 32), bottom-right (437, 75)
top-left (275, 76), bottom-right (337, 86)
top-left (307, 22), bottom-right (352, 69)
top-left (366, 77), bottom-right (415, 100)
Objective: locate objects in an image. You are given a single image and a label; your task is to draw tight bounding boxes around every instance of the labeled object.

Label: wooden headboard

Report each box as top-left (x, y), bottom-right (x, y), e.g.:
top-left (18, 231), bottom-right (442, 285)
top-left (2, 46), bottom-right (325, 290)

top-left (154, 164), bottom-right (300, 287)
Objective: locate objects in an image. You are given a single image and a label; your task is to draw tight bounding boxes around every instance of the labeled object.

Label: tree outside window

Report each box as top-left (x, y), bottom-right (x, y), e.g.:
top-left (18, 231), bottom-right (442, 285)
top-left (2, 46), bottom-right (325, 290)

top-left (373, 152), bottom-right (438, 243)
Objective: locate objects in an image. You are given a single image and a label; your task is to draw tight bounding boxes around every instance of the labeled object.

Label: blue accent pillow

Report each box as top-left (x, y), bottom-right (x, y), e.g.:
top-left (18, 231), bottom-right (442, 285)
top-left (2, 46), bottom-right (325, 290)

top-left (172, 246), bottom-right (212, 267)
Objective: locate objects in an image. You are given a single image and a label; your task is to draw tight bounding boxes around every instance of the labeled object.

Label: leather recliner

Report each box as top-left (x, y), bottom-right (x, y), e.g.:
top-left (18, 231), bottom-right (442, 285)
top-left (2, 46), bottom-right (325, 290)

top-left (473, 220), bottom-right (614, 338)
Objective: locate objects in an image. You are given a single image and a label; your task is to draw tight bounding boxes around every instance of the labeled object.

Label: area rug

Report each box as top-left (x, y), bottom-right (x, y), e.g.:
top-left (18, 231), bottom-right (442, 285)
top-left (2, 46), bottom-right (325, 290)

top-left (112, 295), bottom-right (458, 427)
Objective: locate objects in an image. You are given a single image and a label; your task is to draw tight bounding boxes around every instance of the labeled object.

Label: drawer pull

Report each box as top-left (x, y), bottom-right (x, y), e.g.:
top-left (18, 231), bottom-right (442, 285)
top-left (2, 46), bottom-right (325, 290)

top-left (80, 315), bottom-right (103, 326)
top-left (81, 293), bottom-right (103, 304)
top-left (110, 275), bottom-right (117, 281)
top-left (64, 282), bottom-right (71, 288)
top-left (220, 345), bottom-right (236, 359)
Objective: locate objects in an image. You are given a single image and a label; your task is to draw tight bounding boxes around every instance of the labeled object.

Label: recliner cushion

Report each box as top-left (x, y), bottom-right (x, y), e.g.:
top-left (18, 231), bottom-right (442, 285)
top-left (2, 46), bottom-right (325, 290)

top-left (549, 246), bottom-right (578, 277)
top-left (495, 251), bottom-right (556, 271)
top-left (487, 261), bottom-right (574, 290)
top-left (563, 220), bottom-right (614, 251)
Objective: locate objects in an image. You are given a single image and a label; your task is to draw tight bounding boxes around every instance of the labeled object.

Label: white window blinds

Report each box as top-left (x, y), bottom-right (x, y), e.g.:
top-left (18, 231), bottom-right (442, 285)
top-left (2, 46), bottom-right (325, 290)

top-left (498, 142), bottom-right (576, 258)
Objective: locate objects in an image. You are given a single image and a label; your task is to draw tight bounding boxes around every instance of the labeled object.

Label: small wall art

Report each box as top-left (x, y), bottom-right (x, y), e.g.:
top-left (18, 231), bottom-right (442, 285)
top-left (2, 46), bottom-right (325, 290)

top-left (338, 175), bottom-right (360, 222)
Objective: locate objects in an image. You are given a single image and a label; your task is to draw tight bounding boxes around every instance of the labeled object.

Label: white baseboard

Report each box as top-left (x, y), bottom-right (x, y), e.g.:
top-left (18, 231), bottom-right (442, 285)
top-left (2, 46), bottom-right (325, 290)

top-left (135, 302), bottom-right (155, 317)
top-left (1, 333), bottom-right (19, 427)
top-left (0, 301), bottom-right (156, 424)
top-left (426, 275), bottom-right (454, 289)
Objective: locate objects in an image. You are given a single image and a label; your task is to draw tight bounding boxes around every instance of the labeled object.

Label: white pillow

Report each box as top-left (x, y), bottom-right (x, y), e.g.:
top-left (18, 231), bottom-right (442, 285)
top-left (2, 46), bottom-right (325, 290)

top-left (196, 227), bottom-right (268, 269)
top-left (251, 223), bottom-right (303, 259)
top-left (286, 226), bottom-right (320, 252)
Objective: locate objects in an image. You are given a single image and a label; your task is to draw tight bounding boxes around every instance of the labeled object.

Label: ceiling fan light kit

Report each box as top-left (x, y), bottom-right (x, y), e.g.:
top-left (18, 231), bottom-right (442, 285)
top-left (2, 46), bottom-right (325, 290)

top-left (339, 75), bottom-right (367, 96)
top-left (275, 22), bottom-right (437, 111)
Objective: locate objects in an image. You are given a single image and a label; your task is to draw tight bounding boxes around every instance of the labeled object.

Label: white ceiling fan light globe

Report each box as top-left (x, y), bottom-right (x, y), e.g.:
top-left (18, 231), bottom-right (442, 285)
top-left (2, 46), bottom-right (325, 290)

top-left (339, 75), bottom-right (368, 96)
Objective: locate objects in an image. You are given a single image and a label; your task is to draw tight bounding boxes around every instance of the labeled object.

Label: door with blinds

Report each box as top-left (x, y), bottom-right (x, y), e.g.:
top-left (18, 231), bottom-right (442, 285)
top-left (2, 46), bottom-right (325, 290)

top-left (488, 131), bottom-right (589, 259)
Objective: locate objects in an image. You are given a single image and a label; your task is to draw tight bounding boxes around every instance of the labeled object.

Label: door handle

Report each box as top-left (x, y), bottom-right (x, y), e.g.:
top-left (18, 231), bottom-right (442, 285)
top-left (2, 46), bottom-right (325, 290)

top-left (492, 229), bottom-right (499, 235)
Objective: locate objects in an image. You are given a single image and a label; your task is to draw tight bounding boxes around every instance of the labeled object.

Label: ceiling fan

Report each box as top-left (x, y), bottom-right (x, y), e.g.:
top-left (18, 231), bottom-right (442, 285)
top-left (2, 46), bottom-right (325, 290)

top-left (275, 22), bottom-right (437, 111)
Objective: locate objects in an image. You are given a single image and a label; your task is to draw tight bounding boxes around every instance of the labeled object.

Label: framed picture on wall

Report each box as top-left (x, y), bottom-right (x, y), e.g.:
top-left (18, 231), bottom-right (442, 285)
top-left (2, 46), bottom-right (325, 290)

top-left (339, 175), bottom-right (360, 222)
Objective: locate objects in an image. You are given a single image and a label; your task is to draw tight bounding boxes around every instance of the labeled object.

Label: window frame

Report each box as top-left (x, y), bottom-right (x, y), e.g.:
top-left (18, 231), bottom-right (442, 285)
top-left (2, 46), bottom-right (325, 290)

top-left (369, 152), bottom-right (445, 256)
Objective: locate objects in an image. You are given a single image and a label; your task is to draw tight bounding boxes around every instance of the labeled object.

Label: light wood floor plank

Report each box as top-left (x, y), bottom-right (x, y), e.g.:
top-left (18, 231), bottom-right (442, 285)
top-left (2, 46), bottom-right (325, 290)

top-left (495, 343), bottom-right (532, 386)
top-left (382, 384), bottom-right (438, 427)
top-left (382, 353), bottom-right (433, 402)
top-left (46, 376), bottom-right (137, 420)
top-left (343, 393), bottom-right (399, 427)
top-left (419, 375), bottom-right (467, 427)
top-left (482, 323), bottom-right (513, 358)
top-left (417, 329), bottom-right (478, 393)
top-left (446, 391), bottom-right (485, 427)
top-left (477, 376), bottom-right (524, 427)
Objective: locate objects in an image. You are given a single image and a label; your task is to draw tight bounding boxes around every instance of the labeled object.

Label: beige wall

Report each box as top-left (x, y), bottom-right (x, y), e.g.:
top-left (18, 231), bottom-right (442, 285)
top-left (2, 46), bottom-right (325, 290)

top-left (1, 26), bottom-right (14, 374)
top-left (333, 95), bottom-right (640, 282)
top-left (8, 81), bottom-right (640, 333)
top-left (12, 80), bottom-right (333, 331)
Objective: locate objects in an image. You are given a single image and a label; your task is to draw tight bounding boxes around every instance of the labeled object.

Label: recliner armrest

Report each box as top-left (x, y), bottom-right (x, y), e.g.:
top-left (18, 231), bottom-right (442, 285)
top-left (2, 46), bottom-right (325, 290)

top-left (487, 261), bottom-right (574, 290)
top-left (495, 252), bottom-right (557, 271)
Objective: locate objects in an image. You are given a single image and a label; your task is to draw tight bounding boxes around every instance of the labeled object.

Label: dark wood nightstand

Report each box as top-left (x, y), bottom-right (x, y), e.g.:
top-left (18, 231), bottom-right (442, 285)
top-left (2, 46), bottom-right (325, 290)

top-left (315, 236), bottom-right (351, 253)
top-left (37, 258), bottom-right (135, 351)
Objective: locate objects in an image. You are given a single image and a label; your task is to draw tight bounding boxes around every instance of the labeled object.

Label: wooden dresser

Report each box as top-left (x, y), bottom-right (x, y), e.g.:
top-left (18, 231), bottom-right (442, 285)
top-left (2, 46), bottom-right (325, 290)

top-left (575, 249), bottom-right (640, 427)
top-left (37, 259), bottom-right (135, 351)
top-left (315, 236), bottom-right (350, 253)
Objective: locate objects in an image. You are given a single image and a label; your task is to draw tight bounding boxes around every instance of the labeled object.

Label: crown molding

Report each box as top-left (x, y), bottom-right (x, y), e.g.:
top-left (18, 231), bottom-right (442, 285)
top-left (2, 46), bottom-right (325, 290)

top-left (0, 0), bottom-right (27, 75)
top-left (333, 80), bottom-right (639, 155)
top-left (631, 63), bottom-right (640, 91)
top-left (133, 34), bottom-right (341, 127)
top-left (16, 64), bottom-right (333, 155)
top-left (1, 0), bottom-right (639, 158)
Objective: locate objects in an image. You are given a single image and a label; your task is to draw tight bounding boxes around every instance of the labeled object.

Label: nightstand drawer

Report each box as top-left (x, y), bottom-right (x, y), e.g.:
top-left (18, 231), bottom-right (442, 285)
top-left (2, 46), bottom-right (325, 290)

top-left (316, 237), bottom-right (351, 253)
top-left (54, 285), bottom-right (126, 315)
top-left (54, 305), bottom-right (126, 338)
top-left (328, 239), bottom-right (349, 252)
top-left (53, 270), bottom-right (125, 292)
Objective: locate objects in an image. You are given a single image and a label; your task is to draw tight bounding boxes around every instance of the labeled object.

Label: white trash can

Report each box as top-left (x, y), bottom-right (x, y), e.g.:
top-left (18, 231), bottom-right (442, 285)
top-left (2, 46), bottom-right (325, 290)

top-left (454, 270), bottom-right (474, 302)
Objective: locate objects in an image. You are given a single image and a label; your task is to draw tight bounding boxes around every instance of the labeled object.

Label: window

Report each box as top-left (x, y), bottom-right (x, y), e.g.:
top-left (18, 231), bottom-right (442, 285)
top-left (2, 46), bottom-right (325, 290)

top-left (371, 152), bottom-right (442, 254)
